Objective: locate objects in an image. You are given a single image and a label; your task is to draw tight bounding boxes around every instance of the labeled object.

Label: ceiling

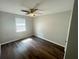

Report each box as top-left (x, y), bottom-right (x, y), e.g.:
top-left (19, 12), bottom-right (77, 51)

top-left (0, 0), bottom-right (74, 16)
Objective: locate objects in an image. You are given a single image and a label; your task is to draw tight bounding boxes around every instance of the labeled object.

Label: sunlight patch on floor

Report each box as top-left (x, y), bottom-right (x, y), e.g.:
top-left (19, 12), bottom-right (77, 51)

top-left (21, 38), bottom-right (33, 43)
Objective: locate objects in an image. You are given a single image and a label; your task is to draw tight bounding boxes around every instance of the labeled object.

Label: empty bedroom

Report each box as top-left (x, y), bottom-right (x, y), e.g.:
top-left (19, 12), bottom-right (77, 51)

top-left (0, 0), bottom-right (77, 59)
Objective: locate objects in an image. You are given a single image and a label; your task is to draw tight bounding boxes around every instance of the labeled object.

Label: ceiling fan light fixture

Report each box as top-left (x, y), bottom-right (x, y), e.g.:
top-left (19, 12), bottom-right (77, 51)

top-left (27, 13), bottom-right (36, 17)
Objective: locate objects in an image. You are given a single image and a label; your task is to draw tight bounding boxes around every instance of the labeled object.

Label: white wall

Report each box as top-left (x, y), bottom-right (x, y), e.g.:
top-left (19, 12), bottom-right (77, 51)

top-left (0, 10), bottom-right (72, 47)
top-left (34, 11), bottom-right (72, 47)
top-left (0, 11), bottom-right (33, 44)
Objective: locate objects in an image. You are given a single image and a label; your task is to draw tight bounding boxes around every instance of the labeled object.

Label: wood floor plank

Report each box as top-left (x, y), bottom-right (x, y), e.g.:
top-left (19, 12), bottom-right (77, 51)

top-left (1, 36), bottom-right (64, 59)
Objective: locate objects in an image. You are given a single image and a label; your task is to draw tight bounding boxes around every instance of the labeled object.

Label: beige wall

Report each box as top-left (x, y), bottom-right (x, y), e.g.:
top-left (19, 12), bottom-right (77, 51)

top-left (33, 11), bottom-right (72, 47)
top-left (0, 11), bottom-right (33, 44)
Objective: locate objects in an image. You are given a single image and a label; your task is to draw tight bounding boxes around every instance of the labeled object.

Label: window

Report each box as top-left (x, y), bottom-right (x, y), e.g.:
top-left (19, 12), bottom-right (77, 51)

top-left (15, 18), bottom-right (26, 32)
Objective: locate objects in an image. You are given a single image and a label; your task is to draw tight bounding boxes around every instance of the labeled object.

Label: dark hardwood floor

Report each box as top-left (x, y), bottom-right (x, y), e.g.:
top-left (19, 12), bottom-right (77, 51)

top-left (1, 36), bottom-right (64, 59)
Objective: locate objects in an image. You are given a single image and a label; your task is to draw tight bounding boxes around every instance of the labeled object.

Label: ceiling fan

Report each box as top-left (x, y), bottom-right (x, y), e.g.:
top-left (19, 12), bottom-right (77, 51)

top-left (21, 8), bottom-right (38, 16)
top-left (21, 0), bottom-right (44, 17)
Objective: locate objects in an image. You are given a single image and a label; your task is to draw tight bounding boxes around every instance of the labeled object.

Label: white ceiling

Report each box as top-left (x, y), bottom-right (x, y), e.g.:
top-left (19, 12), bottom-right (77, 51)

top-left (0, 0), bottom-right (74, 16)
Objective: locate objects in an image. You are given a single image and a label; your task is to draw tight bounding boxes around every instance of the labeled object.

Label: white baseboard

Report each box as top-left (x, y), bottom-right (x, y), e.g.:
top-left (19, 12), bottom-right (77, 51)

top-left (35, 35), bottom-right (65, 47)
top-left (1, 35), bottom-right (32, 45)
top-left (1, 39), bottom-right (20, 45)
top-left (1, 34), bottom-right (65, 48)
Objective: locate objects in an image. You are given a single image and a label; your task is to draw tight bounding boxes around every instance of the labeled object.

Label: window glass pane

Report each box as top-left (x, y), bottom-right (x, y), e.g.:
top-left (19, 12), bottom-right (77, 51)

top-left (15, 18), bottom-right (26, 32)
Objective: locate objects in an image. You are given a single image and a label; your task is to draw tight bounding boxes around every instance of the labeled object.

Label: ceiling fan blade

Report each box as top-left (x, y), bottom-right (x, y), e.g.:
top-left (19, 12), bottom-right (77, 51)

top-left (21, 10), bottom-right (29, 12)
top-left (33, 0), bottom-right (45, 9)
top-left (21, 10), bottom-right (30, 14)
